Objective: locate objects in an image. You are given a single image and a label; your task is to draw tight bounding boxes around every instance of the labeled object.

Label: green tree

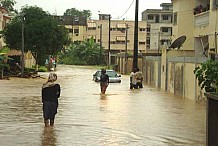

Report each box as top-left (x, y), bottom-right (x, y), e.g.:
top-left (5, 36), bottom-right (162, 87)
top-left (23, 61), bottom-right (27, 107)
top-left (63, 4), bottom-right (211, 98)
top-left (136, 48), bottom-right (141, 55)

top-left (0, 0), bottom-right (17, 13)
top-left (59, 37), bottom-right (104, 65)
top-left (3, 6), bottom-right (70, 68)
top-left (0, 47), bottom-right (11, 79)
top-left (63, 8), bottom-right (91, 19)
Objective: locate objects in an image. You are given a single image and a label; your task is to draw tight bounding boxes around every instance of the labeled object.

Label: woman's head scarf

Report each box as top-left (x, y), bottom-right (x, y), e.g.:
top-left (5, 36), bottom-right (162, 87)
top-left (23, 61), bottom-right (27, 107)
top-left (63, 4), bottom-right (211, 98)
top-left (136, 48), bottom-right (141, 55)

top-left (42, 73), bottom-right (57, 89)
top-left (48, 73), bottom-right (57, 82)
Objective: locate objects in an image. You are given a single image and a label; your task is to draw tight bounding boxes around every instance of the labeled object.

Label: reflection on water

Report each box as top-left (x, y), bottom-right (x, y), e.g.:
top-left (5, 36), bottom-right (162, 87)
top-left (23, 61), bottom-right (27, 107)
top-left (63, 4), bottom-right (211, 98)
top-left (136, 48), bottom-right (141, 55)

top-left (0, 65), bottom-right (206, 145)
top-left (41, 127), bottom-right (57, 146)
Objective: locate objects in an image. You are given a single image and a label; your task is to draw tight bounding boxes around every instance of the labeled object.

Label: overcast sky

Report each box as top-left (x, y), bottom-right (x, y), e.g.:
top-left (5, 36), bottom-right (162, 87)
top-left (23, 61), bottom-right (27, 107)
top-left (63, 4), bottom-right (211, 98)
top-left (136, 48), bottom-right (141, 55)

top-left (14, 0), bottom-right (171, 20)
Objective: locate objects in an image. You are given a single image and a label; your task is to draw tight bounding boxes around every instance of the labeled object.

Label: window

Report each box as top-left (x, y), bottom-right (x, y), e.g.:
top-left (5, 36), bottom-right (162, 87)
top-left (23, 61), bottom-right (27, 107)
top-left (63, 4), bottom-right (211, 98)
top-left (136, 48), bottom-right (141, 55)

top-left (69, 29), bottom-right (73, 33)
top-left (88, 27), bottom-right (96, 30)
top-left (162, 27), bottom-right (168, 33)
top-left (162, 15), bottom-right (169, 20)
top-left (139, 42), bottom-right (145, 45)
top-left (88, 22), bottom-right (96, 27)
top-left (148, 15), bottom-right (154, 20)
top-left (147, 27), bottom-right (150, 32)
top-left (110, 41), bottom-right (116, 44)
top-left (110, 28), bottom-right (116, 31)
top-left (146, 39), bottom-right (150, 45)
top-left (117, 28), bottom-right (126, 33)
top-left (173, 12), bottom-right (177, 25)
top-left (139, 28), bottom-right (146, 31)
top-left (87, 22), bottom-right (97, 30)
top-left (116, 40), bottom-right (125, 44)
top-left (74, 29), bottom-right (79, 34)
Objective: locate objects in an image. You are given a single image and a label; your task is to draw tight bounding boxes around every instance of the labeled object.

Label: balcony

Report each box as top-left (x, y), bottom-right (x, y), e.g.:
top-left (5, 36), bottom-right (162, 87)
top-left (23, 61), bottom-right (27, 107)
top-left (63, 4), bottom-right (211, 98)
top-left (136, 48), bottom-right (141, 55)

top-left (194, 11), bottom-right (209, 27)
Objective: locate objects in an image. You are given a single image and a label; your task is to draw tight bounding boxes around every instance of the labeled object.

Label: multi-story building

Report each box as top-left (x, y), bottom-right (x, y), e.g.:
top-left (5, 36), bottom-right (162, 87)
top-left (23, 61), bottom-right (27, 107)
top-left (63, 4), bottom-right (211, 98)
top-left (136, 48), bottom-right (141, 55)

top-left (143, 0), bottom-right (218, 100)
top-left (0, 6), bottom-right (11, 47)
top-left (57, 14), bottom-right (147, 65)
top-left (87, 14), bottom-right (147, 64)
top-left (141, 3), bottom-right (173, 53)
top-left (55, 15), bottom-right (87, 43)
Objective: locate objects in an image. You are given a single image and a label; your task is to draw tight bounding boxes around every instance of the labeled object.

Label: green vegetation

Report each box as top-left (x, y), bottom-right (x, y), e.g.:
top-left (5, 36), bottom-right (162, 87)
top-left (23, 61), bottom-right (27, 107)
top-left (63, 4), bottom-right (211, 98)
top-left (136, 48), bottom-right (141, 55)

top-left (26, 65), bottom-right (47, 72)
top-left (194, 60), bottom-right (218, 93)
top-left (0, 0), bottom-right (17, 13)
top-left (0, 47), bottom-right (11, 70)
top-left (59, 37), bottom-right (105, 65)
top-left (63, 8), bottom-right (91, 19)
top-left (2, 6), bottom-right (70, 68)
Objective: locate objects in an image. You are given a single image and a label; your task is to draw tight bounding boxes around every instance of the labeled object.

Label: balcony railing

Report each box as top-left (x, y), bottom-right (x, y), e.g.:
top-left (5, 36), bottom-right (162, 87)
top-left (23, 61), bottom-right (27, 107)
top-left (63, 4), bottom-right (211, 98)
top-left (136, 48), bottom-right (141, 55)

top-left (194, 11), bottom-right (209, 27)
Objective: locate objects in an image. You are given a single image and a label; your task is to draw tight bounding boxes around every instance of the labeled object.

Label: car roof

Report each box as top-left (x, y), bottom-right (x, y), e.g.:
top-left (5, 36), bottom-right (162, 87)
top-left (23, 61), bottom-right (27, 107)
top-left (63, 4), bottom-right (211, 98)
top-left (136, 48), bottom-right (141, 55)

top-left (97, 70), bottom-right (115, 72)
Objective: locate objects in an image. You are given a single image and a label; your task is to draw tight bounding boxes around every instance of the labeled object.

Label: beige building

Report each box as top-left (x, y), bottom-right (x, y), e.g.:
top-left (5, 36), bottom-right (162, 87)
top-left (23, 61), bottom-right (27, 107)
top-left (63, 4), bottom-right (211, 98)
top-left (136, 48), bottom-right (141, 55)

top-left (143, 0), bottom-right (218, 101)
top-left (58, 14), bottom-right (147, 65)
top-left (87, 15), bottom-right (147, 64)
top-left (142, 3), bottom-right (173, 53)
top-left (0, 6), bottom-right (10, 47)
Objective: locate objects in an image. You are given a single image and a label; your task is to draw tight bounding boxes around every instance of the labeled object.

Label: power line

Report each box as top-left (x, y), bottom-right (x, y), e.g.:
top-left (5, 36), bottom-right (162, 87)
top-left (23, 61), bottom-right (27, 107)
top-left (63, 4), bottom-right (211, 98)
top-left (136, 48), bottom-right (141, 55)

top-left (116, 0), bottom-right (135, 19)
top-left (100, 0), bottom-right (135, 29)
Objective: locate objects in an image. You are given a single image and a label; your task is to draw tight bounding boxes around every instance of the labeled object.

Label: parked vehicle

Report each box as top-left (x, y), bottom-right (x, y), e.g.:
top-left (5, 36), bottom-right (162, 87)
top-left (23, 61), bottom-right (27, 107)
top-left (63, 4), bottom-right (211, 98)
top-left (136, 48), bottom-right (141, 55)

top-left (93, 70), bottom-right (121, 83)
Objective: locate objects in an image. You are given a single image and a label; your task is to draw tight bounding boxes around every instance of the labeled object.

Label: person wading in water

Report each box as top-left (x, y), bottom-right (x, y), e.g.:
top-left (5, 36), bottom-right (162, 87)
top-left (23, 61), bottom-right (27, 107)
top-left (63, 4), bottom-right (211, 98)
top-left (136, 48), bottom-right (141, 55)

top-left (42, 73), bottom-right (61, 127)
top-left (100, 69), bottom-right (109, 94)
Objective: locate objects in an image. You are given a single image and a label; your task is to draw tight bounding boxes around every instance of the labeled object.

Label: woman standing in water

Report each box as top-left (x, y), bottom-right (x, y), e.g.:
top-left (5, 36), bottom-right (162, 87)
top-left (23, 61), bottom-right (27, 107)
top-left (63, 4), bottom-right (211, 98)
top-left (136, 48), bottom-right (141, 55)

top-left (100, 69), bottom-right (109, 94)
top-left (42, 73), bottom-right (61, 127)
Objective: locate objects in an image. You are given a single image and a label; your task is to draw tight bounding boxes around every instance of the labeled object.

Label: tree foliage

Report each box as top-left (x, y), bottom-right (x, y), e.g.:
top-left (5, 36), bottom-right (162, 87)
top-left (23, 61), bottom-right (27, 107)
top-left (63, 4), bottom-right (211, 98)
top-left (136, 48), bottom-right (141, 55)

top-left (194, 60), bottom-right (218, 92)
top-left (0, 0), bottom-right (17, 13)
top-left (3, 6), bottom-right (70, 66)
top-left (59, 37), bottom-right (104, 65)
top-left (63, 8), bottom-right (92, 19)
top-left (0, 47), bottom-right (10, 69)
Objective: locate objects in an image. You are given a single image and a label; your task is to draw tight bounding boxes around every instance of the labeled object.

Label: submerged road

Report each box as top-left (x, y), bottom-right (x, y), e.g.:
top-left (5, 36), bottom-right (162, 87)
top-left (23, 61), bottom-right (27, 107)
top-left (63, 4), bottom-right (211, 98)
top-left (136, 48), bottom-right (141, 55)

top-left (0, 65), bottom-right (206, 146)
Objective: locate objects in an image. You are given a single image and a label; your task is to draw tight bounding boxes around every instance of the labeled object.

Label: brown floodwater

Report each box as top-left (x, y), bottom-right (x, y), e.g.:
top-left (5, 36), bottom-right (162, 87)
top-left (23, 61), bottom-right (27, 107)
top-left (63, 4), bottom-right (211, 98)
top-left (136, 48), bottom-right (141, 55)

top-left (0, 65), bottom-right (206, 146)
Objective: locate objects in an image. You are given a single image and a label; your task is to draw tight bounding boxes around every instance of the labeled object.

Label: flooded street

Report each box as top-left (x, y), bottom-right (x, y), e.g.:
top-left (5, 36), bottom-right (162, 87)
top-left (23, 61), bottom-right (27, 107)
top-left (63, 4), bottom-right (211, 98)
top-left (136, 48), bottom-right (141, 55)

top-left (0, 65), bottom-right (206, 146)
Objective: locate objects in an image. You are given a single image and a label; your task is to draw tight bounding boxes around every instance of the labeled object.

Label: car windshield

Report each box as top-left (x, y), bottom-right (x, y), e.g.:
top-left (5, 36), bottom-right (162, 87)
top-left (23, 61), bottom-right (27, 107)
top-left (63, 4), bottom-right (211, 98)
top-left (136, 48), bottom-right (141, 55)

top-left (106, 71), bottom-right (116, 77)
top-left (96, 70), bottom-right (117, 77)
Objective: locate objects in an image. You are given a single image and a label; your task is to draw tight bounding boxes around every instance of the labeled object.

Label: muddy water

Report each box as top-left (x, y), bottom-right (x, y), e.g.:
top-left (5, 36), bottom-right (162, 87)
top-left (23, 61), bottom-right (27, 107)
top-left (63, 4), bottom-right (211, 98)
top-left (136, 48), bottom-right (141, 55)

top-left (0, 65), bottom-right (206, 146)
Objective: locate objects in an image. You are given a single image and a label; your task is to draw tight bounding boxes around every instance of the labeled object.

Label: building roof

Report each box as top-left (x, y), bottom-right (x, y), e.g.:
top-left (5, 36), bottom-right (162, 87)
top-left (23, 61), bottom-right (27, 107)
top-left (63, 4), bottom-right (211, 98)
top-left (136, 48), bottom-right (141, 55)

top-left (0, 6), bottom-right (9, 14)
top-left (54, 15), bottom-right (87, 26)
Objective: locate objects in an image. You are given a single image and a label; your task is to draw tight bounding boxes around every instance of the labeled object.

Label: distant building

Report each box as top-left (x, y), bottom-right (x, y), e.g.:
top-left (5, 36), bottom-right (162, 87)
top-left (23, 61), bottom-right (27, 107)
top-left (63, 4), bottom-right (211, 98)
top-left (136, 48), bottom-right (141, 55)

top-left (55, 15), bottom-right (87, 43)
top-left (0, 6), bottom-right (10, 47)
top-left (141, 3), bottom-right (173, 53)
top-left (87, 14), bottom-right (147, 64)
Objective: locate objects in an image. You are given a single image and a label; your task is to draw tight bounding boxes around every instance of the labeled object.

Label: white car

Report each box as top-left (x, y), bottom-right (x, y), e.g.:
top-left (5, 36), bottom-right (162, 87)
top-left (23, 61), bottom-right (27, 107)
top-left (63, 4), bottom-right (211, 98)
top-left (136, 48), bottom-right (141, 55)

top-left (93, 70), bottom-right (121, 83)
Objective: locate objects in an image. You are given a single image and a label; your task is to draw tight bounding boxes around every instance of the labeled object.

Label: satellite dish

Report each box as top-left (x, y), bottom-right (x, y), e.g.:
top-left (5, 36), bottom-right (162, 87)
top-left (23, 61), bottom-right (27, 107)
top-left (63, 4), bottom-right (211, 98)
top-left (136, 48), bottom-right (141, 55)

top-left (169, 36), bottom-right (186, 49)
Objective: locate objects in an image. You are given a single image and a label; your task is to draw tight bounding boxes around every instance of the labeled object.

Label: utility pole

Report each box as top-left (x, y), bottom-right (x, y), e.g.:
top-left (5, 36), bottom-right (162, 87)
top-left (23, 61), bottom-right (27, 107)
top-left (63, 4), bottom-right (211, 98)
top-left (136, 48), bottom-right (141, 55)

top-left (108, 15), bottom-right (111, 69)
top-left (215, 31), bottom-right (217, 54)
top-left (100, 24), bottom-right (102, 62)
top-left (133, 0), bottom-right (139, 69)
top-left (125, 23), bottom-right (128, 74)
top-left (21, 15), bottom-right (25, 78)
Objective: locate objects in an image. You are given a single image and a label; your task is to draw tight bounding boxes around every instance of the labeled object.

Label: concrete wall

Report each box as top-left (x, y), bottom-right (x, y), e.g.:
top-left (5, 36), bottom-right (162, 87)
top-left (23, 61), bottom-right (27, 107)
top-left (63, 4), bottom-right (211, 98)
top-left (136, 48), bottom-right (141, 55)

top-left (116, 55), bottom-right (142, 75)
top-left (143, 56), bottom-right (161, 87)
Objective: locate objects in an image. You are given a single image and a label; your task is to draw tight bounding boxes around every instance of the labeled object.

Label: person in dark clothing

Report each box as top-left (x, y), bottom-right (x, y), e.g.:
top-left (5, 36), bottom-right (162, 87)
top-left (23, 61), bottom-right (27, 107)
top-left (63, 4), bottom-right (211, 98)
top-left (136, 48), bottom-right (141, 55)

top-left (100, 69), bottom-right (109, 94)
top-left (42, 73), bottom-right (61, 127)
top-left (136, 68), bottom-right (143, 88)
